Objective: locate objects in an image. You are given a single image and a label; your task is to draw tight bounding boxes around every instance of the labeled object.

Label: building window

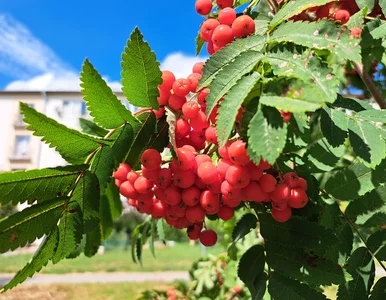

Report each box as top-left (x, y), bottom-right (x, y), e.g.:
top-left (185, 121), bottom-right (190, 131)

top-left (81, 101), bottom-right (87, 116)
top-left (13, 136), bottom-right (31, 159)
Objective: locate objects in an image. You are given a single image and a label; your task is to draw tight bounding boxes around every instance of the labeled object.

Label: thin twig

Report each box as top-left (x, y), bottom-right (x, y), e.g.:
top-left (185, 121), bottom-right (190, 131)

top-left (266, 0), bottom-right (279, 14)
top-left (352, 62), bottom-right (386, 109)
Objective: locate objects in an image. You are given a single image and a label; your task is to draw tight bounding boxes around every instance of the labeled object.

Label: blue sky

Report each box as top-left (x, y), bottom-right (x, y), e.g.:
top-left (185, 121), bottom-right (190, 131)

top-left (0, 0), bottom-right (206, 90)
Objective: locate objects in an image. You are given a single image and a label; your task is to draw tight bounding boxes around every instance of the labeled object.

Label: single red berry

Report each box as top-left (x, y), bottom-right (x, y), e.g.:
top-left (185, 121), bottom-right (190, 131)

top-left (190, 130), bottom-right (206, 147)
top-left (127, 171), bottom-right (139, 184)
top-left (283, 172), bottom-right (300, 189)
top-left (168, 94), bottom-right (187, 111)
top-left (187, 224), bottom-right (201, 240)
top-left (115, 179), bottom-right (122, 187)
top-left (245, 162), bottom-right (263, 181)
top-left (152, 200), bottom-right (166, 219)
top-left (114, 163), bottom-right (131, 181)
top-left (154, 186), bottom-right (166, 201)
top-left (164, 186), bottom-right (182, 205)
top-left (258, 174), bottom-right (277, 193)
top-left (219, 7), bottom-right (236, 25)
top-left (120, 181), bottom-right (138, 199)
top-left (242, 181), bottom-right (265, 201)
top-left (218, 205), bottom-right (234, 220)
top-left (157, 87), bottom-right (170, 106)
top-left (222, 195), bottom-right (241, 208)
top-left (272, 206), bottom-right (292, 223)
top-left (182, 101), bottom-right (200, 119)
top-left (258, 158), bottom-right (271, 170)
top-left (200, 19), bottom-right (221, 42)
top-left (232, 15), bottom-right (255, 38)
top-left (209, 105), bottom-right (219, 124)
top-left (160, 70), bottom-right (175, 91)
top-left (173, 169), bottom-right (196, 189)
top-left (199, 229), bottom-right (218, 247)
top-left (165, 205), bottom-right (179, 220)
top-left (288, 188), bottom-right (309, 208)
top-left (137, 199), bottom-right (154, 215)
top-left (193, 62), bottom-right (205, 74)
top-left (156, 168), bottom-right (173, 188)
top-left (172, 78), bottom-right (191, 97)
top-left (185, 204), bottom-right (206, 223)
top-left (205, 126), bottom-right (218, 144)
top-left (228, 140), bottom-right (250, 165)
top-left (134, 176), bottom-right (153, 194)
top-left (212, 24), bottom-right (234, 47)
top-left (217, 159), bottom-right (232, 181)
top-left (141, 149), bottom-right (162, 170)
top-left (176, 147), bottom-right (196, 170)
top-left (198, 88), bottom-right (210, 106)
top-left (195, 0), bottom-right (213, 15)
top-left (198, 162), bottom-right (218, 184)
top-left (221, 180), bottom-right (243, 200)
top-left (192, 154), bottom-right (212, 173)
top-left (142, 167), bottom-right (160, 182)
top-left (171, 202), bottom-right (186, 218)
top-left (298, 177), bottom-right (308, 191)
top-left (153, 107), bottom-right (165, 119)
top-left (271, 200), bottom-right (288, 211)
top-left (190, 110), bottom-right (210, 131)
top-left (216, 0), bottom-right (234, 9)
top-left (280, 111), bottom-right (292, 123)
top-left (176, 118), bottom-right (191, 138)
top-left (207, 177), bottom-right (222, 194)
top-left (207, 41), bottom-right (215, 55)
top-left (225, 165), bottom-right (250, 189)
top-left (187, 73), bottom-right (202, 93)
top-left (270, 183), bottom-right (290, 203)
top-left (218, 140), bottom-right (232, 160)
top-left (200, 190), bottom-right (220, 214)
top-left (334, 9), bottom-right (350, 24)
top-left (128, 198), bottom-right (137, 207)
top-left (182, 145), bottom-right (196, 152)
top-left (182, 186), bottom-right (201, 206)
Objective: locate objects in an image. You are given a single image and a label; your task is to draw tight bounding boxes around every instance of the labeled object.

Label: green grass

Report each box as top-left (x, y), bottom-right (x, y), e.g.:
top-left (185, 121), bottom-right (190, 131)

top-left (0, 243), bottom-right (221, 274)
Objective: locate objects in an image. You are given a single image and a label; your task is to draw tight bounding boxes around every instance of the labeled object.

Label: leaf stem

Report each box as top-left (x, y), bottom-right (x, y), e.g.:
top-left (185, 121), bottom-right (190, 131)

top-left (134, 108), bottom-right (152, 117)
top-left (352, 62), bottom-right (386, 109)
top-left (266, 0), bottom-right (279, 14)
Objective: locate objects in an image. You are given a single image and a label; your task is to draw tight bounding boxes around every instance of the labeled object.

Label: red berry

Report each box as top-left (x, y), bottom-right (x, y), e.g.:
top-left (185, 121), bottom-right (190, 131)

top-left (114, 163), bottom-right (131, 181)
top-left (160, 70), bottom-right (175, 91)
top-left (141, 149), bottom-right (162, 170)
top-left (228, 140), bottom-right (250, 165)
top-left (222, 195), bottom-right (241, 208)
top-left (288, 188), bottom-right (309, 208)
top-left (127, 171), bottom-right (139, 184)
top-left (193, 154), bottom-right (212, 173)
top-left (216, 0), bottom-right (234, 9)
top-left (219, 7), bottom-right (236, 25)
top-left (176, 118), bottom-right (191, 138)
top-left (134, 176), bottom-right (153, 194)
top-left (197, 162), bottom-right (218, 184)
top-left (164, 186), bottom-right (182, 205)
top-left (207, 41), bottom-right (215, 55)
top-left (271, 201), bottom-right (288, 211)
top-left (172, 78), bottom-right (191, 97)
top-left (115, 179), bottom-right (122, 187)
top-left (185, 204), bottom-right (206, 223)
top-left (334, 9), bottom-right (350, 24)
top-left (152, 201), bottom-right (166, 219)
top-left (258, 159), bottom-right (271, 170)
top-left (137, 199), bottom-right (153, 215)
top-left (173, 169), bottom-right (196, 189)
top-left (157, 87), bottom-right (170, 106)
top-left (200, 190), bottom-right (220, 214)
top-left (182, 186), bottom-right (201, 206)
top-left (187, 224), bottom-right (201, 240)
top-left (195, 0), bottom-right (213, 16)
top-left (212, 24), bottom-right (234, 47)
top-left (232, 15), bottom-right (255, 38)
top-left (193, 62), bottom-right (205, 74)
top-left (200, 19), bottom-right (221, 42)
top-left (120, 181), bottom-right (138, 199)
top-left (190, 130), bottom-right (206, 147)
top-left (207, 177), bottom-right (222, 194)
top-left (198, 88), bottom-right (210, 106)
top-left (280, 111), bottom-right (292, 123)
top-left (298, 177), bottom-right (308, 191)
top-left (195, 177), bottom-right (207, 190)
top-left (205, 126), bottom-right (218, 144)
top-left (242, 181), bottom-right (267, 202)
top-left (153, 107), bottom-right (165, 119)
top-left (154, 186), bottom-right (166, 201)
top-left (259, 174), bottom-right (277, 193)
top-left (142, 167), bottom-right (160, 182)
top-left (176, 147), bottom-right (196, 170)
top-left (218, 141), bottom-right (232, 159)
top-left (283, 172), bottom-right (300, 189)
top-left (171, 202), bottom-right (186, 218)
top-left (156, 168), bottom-right (173, 188)
top-left (272, 206), bottom-right (292, 223)
top-left (218, 205), bottom-right (234, 220)
top-left (128, 198), bottom-right (137, 207)
top-left (269, 183), bottom-right (290, 203)
top-left (200, 229), bottom-right (217, 246)
top-left (182, 101), bottom-right (200, 119)
top-left (187, 73), bottom-right (202, 92)
top-left (225, 165), bottom-right (250, 188)
top-left (221, 181), bottom-right (243, 200)
top-left (182, 145), bottom-right (196, 152)
top-left (190, 111), bottom-right (210, 131)
top-left (217, 159), bottom-right (232, 181)
top-left (245, 162), bottom-right (263, 181)
top-left (168, 94), bottom-right (187, 111)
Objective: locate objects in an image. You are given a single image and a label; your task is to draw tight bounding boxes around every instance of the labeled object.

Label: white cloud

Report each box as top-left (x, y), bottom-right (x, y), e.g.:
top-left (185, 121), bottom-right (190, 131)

top-left (160, 52), bottom-right (208, 79)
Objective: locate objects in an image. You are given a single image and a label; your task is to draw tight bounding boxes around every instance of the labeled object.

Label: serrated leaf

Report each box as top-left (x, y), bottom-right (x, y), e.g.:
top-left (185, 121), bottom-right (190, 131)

top-left (232, 213), bottom-right (257, 243)
top-left (247, 107), bottom-right (288, 164)
top-left (337, 247), bottom-right (375, 300)
top-left (346, 8), bottom-right (367, 30)
top-left (0, 165), bottom-right (86, 205)
top-left (67, 235), bottom-right (86, 259)
top-left (121, 27), bottom-right (161, 109)
top-left (52, 201), bottom-right (83, 264)
top-left (265, 240), bottom-right (347, 286)
top-left (72, 172), bottom-right (100, 232)
top-left (99, 194), bottom-right (113, 241)
top-left (268, 273), bottom-right (327, 300)
top-left (104, 178), bottom-right (122, 220)
top-left (110, 123), bottom-right (134, 165)
top-left (348, 118), bottom-right (386, 168)
top-left (199, 35), bottom-right (265, 89)
top-left (254, 18), bottom-right (269, 35)
top-left (0, 228), bottom-right (58, 292)
top-left (81, 59), bottom-right (136, 128)
top-left (79, 118), bottom-right (109, 137)
top-left (371, 23), bottom-right (386, 39)
top-left (0, 197), bottom-right (66, 254)
top-left (369, 277), bottom-right (386, 299)
top-left (131, 223), bottom-right (144, 263)
top-left (90, 145), bottom-right (114, 194)
top-left (217, 72), bottom-right (261, 148)
top-left (240, 97), bottom-right (259, 142)
top-left (238, 245), bottom-right (267, 300)
top-left (205, 51), bottom-right (263, 117)
top-left (334, 95), bottom-right (374, 112)
top-left (149, 218), bottom-right (156, 258)
top-left (367, 230), bottom-right (386, 261)
top-left (156, 219), bottom-right (166, 243)
top-left (21, 103), bottom-right (104, 164)
top-left (324, 160), bottom-right (386, 200)
top-left (259, 93), bottom-right (325, 113)
top-left (195, 31), bottom-right (205, 56)
top-left (265, 46), bottom-right (339, 103)
top-left (270, 20), bottom-right (362, 62)
top-left (321, 106), bottom-right (349, 147)
top-left (146, 115), bottom-right (170, 153)
top-left (345, 185), bottom-right (386, 227)
top-left (355, 0), bottom-right (375, 11)
top-left (84, 227), bottom-right (101, 258)
top-left (356, 110), bottom-right (386, 123)
top-left (270, 0), bottom-right (333, 28)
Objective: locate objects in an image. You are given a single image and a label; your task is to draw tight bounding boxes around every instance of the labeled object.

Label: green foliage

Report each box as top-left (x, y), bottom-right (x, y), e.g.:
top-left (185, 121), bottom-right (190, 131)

top-left (369, 277), bottom-right (386, 299)
top-left (367, 230), bottom-right (386, 261)
top-left (121, 27), bottom-right (162, 109)
top-left (79, 118), bottom-right (109, 137)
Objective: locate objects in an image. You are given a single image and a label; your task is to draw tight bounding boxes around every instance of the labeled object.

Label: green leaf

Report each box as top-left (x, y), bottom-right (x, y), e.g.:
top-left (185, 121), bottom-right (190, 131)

top-left (79, 118), bottom-right (109, 137)
top-left (259, 93), bottom-right (325, 113)
top-left (104, 179), bottom-right (122, 220)
top-left (268, 273), bottom-right (327, 300)
top-left (52, 201), bottom-right (83, 264)
top-left (355, 0), bottom-right (375, 11)
top-left (381, 0), bottom-right (386, 18)
top-left (21, 103), bottom-right (104, 164)
top-left (247, 107), bottom-right (288, 164)
top-left (337, 247), bottom-right (375, 300)
top-left (324, 160), bottom-right (386, 200)
top-left (149, 218), bottom-right (156, 258)
top-left (254, 18), bottom-right (269, 35)
top-left (349, 117), bottom-right (386, 168)
top-left (131, 223), bottom-right (144, 263)
top-left (91, 145), bottom-right (114, 194)
top-left (265, 46), bottom-right (339, 103)
top-left (156, 219), bottom-right (166, 243)
top-left (270, 0), bottom-right (334, 28)
top-left (72, 172), bottom-right (100, 232)
top-left (111, 123), bottom-right (134, 165)
top-left (81, 59), bottom-right (136, 128)
top-left (345, 185), bottom-right (386, 227)
top-left (0, 165), bottom-right (86, 205)
top-left (0, 229), bottom-right (58, 292)
top-left (356, 110), bottom-right (386, 123)
top-left (99, 194), bottom-right (113, 241)
top-left (146, 115), bottom-right (170, 154)
top-left (270, 20), bottom-right (362, 62)
top-left (0, 197), bottom-right (66, 254)
top-left (199, 35), bottom-right (265, 89)
top-left (320, 106), bottom-right (349, 147)
top-left (121, 27), bottom-right (161, 109)
top-left (346, 8), bottom-right (367, 29)
top-left (238, 245), bottom-right (267, 300)
top-left (240, 97), bottom-right (259, 142)
top-left (84, 227), bottom-right (102, 257)
top-left (367, 230), bottom-right (386, 261)
top-left (334, 95), bottom-right (374, 112)
top-left (205, 51), bottom-right (263, 117)
top-left (371, 23), bottom-right (386, 39)
top-left (217, 72), bottom-right (261, 148)
top-left (369, 277), bottom-right (386, 299)
top-left (195, 31), bottom-right (205, 56)
top-left (232, 213), bottom-right (257, 243)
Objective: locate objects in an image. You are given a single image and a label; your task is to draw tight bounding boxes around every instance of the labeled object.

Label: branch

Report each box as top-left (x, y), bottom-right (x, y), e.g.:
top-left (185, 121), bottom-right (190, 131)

top-left (352, 62), bottom-right (386, 109)
top-left (266, 0), bottom-right (279, 14)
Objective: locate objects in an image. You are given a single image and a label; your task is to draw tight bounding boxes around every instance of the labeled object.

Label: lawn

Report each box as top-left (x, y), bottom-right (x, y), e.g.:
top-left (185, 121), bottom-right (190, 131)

top-left (0, 243), bottom-right (222, 274)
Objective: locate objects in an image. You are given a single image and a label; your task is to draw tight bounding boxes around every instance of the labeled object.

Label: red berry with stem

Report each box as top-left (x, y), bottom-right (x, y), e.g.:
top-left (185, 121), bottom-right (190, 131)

top-left (195, 0), bottom-right (213, 16)
top-left (269, 183), bottom-right (290, 203)
top-left (193, 62), bottom-right (205, 74)
top-left (259, 174), bottom-right (277, 193)
top-left (114, 163), bottom-right (131, 181)
top-left (141, 149), bottom-right (162, 170)
top-left (198, 162), bottom-right (218, 184)
top-left (160, 70), bottom-right (175, 91)
top-left (225, 165), bottom-right (250, 188)
top-left (187, 73), bottom-right (202, 92)
top-left (218, 205), bottom-right (234, 220)
top-left (164, 186), bottom-right (182, 205)
top-left (216, 0), bottom-right (234, 9)
top-left (200, 19), bottom-right (221, 42)
top-left (219, 7), bottom-right (236, 25)
top-left (172, 78), bottom-right (191, 97)
top-left (182, 101), bottom-right (200, 119)
top-left (205, 126), bottom-right (218, 144)
top-left (176, 118), bottom-right (191, 138)
top-left (182, 186), bottom-right (201, 206)
top-left (288, 188), bottom-right (309, 208)
top-left (272, 206), bottom-right (292, 223)
top-left (168, 94), bottom-right (187, 111)
top-left (173, 169), bottom-right (196, 189)
top-left (228, 140), bottom-right (250, 165)
top-left (212, 24), bottom-right (234, 47)
top-left (232, 15), bottom-right (255, 38)
top-left (298, 177), bottom-right (308, 191)
top-left (334, 9), bottom-right (350, 24)
top-left (283, 172), bottom-right (300, 189)
top-left (120, 181), bottom-right (138, 199)
top-left (190, 110), bottom-right (210, 131)
top-left (134, 176), bottom-right (153, 194)
top-left (185, 204), bottom-right (206, 223)
top-left (200, 229), bottom-right (218, 247)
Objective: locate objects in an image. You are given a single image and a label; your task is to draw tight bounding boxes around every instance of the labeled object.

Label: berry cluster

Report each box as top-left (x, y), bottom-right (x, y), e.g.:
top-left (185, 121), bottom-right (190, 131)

top-left (196, 0), bottom-right (255, 54)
